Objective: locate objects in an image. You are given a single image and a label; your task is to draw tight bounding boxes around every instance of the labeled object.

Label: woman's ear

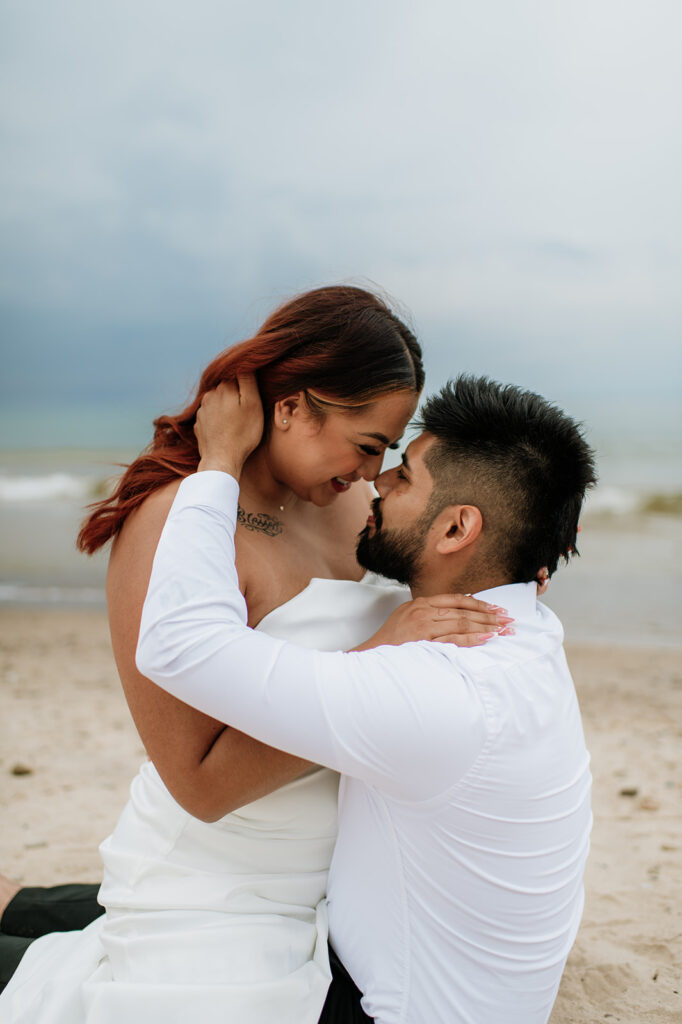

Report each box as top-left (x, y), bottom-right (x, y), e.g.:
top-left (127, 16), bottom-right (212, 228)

top-left (435, 505), bottom-right (483, 555)
top-left (272, 393), bottom-right (305, 430)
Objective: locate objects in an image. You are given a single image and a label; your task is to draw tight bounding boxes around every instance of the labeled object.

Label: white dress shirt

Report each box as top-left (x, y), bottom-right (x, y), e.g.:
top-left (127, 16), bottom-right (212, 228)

top-left (137, 472), bottom-right (591, 1024)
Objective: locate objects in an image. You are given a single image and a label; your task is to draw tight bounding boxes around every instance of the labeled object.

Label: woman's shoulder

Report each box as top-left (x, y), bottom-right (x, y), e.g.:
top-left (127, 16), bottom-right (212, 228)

top-left (110, 478), bottom-right (184, 565)
top-left (139, 477), bottom-right (184, 513)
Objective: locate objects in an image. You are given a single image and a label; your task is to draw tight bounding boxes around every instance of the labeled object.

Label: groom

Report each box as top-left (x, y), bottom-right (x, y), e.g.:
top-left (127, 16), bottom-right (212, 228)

top-left (134, 374), bottom-right (597, 1024)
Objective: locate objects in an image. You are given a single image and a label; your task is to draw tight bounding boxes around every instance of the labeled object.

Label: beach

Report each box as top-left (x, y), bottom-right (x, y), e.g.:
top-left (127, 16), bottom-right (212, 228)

top-left (1, 597), bottom-right (681, 1022)
top-left (1, 453), bottom-right (681, 1022)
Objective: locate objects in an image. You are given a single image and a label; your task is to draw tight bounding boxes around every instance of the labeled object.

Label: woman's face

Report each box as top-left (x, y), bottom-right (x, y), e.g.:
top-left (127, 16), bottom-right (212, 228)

top-left (267, 389), bottom-right (419, 506)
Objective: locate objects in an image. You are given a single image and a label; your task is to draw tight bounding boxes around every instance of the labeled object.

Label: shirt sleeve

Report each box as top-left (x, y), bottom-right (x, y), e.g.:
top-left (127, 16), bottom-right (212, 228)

top-left (136, 472), bottom-right (487, 801)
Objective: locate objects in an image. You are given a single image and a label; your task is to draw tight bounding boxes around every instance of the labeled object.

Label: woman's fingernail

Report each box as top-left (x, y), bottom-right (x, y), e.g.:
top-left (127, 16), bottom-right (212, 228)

top-left (497, 615), bottom-right (514, 625)
top-left (478, 632), bottom-right (495, 641)
top-left (498, 627), bottom-right (516, 636)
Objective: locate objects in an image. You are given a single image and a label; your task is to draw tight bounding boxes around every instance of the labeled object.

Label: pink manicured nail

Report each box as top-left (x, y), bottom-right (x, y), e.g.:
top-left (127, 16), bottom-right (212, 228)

top-left (478, 632), bottom-right (495, 641)
top-left (497, 615), bottom-right (515, 625)
top-left (498, 627), bottom-right (516, 636)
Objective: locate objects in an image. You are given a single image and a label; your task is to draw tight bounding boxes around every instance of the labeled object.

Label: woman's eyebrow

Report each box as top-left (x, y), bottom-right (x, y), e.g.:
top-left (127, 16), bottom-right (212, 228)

top-left (358, 431), bottom-right (405, 450)
top-left (359, 431), bottom-right (390, 445)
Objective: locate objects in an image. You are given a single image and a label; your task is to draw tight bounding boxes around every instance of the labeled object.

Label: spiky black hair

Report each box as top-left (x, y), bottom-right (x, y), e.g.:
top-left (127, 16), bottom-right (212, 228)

top-left (417, 376), bottom-right (597, 582)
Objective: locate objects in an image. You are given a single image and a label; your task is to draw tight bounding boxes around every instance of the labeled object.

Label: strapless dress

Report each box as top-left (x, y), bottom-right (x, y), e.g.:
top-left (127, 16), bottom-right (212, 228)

top-left (1, 575), bottom-right (408, 1023)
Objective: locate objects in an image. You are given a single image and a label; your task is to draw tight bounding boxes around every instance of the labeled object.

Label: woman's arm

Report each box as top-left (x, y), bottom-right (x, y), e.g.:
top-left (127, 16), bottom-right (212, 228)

top-left (107, 481), bottom-right (311, 823)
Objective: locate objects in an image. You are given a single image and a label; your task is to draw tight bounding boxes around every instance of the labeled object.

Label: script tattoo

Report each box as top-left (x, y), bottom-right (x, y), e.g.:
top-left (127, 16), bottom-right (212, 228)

top-left (237, 504), bottom-right (284, 538)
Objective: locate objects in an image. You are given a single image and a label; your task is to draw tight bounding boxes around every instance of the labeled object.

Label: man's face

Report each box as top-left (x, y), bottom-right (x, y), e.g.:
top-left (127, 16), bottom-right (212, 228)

top-left (356, 433), bottom-right (437, 587)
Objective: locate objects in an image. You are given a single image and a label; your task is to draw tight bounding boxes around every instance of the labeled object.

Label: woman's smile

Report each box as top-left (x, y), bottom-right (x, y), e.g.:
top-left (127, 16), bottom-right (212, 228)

top-left (331, 476), bottom-right (353, 493)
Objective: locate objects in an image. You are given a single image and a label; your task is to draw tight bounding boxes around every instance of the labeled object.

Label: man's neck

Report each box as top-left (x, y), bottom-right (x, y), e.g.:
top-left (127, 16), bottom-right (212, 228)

top-left (410, 567), bottom-right (512, 600)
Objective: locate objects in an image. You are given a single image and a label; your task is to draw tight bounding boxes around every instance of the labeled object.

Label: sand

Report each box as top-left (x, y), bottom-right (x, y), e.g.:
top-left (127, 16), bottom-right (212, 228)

top-left (0, 607), bottom-right (680, 1022)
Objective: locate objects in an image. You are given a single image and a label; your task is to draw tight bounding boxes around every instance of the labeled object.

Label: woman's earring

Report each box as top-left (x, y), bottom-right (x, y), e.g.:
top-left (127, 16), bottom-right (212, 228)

top-left (282, 419), bottom-right (288, 425)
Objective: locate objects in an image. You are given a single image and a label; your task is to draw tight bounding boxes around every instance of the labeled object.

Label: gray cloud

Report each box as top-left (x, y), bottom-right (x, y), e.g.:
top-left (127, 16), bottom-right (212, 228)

top-left (1, 0), bottom-right (680, 409)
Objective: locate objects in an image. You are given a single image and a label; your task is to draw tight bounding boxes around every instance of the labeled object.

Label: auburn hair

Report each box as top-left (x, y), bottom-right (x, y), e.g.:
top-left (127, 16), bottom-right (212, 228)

top-left (78, 285), bottom-right (424, 554)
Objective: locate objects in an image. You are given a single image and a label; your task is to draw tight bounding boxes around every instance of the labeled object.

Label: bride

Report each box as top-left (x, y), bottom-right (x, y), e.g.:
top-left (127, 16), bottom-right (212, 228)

top-left (0, 286), bottom-right (503, 1023)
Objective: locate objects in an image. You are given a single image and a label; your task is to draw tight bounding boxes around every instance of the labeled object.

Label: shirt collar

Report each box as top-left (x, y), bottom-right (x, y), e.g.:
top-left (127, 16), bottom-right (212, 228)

top-left (473, 581), bottom-right (539, 624)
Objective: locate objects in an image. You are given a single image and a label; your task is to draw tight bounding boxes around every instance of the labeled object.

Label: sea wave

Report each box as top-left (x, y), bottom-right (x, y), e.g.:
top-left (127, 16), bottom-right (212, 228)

top-left (0, 473), bottom-right (109, 503)
top-left (0, 471), bottom-right (680, 519)
top-left (584, 487), bottom-right (640, 516)
top-left (0, 583), bottom-right (106, 606)
top-left (584, 487), bottom-right (682, 518)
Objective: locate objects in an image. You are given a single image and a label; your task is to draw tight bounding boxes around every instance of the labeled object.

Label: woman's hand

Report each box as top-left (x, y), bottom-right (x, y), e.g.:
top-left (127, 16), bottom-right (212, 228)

top-left (195, 376), bottom-right (265, 480)
top-left (352, 595), bottom-right (514, 651)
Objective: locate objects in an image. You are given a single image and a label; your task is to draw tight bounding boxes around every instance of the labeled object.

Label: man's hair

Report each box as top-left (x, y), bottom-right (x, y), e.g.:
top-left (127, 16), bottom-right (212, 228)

top-left (417, 376), bottom-right (597, 583)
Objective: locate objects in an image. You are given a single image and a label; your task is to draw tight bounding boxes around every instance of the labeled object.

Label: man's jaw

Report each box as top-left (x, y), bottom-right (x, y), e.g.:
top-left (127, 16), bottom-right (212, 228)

top-left (355, 512), bottom-right (424, 590)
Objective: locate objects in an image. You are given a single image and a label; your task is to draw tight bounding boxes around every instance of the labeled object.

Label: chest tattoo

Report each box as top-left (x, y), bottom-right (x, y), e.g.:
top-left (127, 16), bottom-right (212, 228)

top-left (237, 504), bottom-right (284, 537)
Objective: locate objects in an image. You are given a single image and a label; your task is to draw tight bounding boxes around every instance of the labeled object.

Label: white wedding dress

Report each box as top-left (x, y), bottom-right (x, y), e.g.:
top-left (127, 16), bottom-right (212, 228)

top-left (2, 576), bottom-right (407, 1024)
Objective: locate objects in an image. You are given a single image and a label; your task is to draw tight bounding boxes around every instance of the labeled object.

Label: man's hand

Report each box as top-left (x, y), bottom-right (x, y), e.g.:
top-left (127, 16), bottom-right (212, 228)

top-left (195, 376), bottom-right (264, 480)
top-left (352, 595), bottom-right (514, 651)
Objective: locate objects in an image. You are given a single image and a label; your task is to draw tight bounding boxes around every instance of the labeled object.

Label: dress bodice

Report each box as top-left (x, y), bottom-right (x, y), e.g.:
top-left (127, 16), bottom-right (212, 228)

top-left (255, 573), bottom-right (409, 649)
top-left (101, 575), bottom-right (410, 908)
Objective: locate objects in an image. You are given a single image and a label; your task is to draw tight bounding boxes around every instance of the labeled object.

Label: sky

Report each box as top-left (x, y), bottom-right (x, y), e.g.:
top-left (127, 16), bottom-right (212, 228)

top-left (1, 0), bottom-right (681, 446)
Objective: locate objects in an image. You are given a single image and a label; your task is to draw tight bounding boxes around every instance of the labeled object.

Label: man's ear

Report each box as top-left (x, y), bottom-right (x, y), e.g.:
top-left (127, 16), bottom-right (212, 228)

top-left (272, 392), bottom-right (306, 430)
top-left (434, 505), bottom-right (483, 555)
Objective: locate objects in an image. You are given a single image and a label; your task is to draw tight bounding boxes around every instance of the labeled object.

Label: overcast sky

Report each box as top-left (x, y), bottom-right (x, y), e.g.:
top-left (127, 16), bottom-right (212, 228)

top-left (1, 0), bottom-right (680, 425)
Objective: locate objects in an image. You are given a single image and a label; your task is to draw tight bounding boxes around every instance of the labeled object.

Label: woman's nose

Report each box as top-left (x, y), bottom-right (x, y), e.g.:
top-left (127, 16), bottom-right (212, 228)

top-left (358, 452), bottom-right (385, 481)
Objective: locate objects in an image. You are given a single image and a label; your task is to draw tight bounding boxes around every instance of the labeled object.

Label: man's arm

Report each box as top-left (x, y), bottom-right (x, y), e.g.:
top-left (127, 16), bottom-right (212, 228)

top-left (137, 472), bottom-right (486, 801)
top-left (107, 479), bottom-right (312, 822)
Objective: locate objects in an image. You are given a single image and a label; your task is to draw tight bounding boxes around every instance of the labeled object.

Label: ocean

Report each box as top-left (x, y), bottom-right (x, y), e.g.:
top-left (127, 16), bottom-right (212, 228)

top-left (1, 398), bottom-right (680, 647)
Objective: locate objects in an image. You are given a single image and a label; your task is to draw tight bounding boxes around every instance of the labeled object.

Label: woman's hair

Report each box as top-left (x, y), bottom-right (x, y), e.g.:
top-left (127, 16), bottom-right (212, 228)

top-left (78, 285), bottom-right (423, 554)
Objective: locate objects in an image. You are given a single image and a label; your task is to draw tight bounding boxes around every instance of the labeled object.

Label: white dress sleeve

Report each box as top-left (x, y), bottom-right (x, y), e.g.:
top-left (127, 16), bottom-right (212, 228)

top-left (137, 473), bottom-right (486, 802)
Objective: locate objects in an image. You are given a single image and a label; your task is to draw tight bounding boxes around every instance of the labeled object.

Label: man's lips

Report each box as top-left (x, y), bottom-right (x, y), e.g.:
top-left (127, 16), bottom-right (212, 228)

top-left (367, 498), bottom-right (382, 528)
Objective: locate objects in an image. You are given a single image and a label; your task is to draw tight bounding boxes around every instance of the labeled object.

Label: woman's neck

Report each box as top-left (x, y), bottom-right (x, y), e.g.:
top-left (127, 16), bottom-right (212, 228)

top-left (238, 445), bottom-right (299, 513)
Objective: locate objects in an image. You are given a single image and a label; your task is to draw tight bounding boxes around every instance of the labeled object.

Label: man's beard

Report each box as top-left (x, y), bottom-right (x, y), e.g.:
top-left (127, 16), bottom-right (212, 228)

top-left (356, 498), bottom-right (427, 587)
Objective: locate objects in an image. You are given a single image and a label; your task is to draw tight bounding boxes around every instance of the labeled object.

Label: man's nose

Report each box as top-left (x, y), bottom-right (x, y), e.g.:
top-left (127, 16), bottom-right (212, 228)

top-left (374, 467), bottom-right (392, 495)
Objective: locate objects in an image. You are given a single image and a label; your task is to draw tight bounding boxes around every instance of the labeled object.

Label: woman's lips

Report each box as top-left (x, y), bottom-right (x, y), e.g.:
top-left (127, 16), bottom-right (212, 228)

top-left (331, 476), bottom-right (352, 493)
